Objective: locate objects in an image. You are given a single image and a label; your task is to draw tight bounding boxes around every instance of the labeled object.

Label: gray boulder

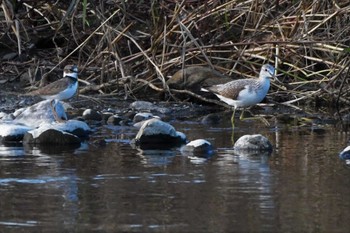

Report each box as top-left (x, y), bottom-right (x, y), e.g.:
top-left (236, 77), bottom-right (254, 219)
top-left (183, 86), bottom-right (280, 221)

top-left (181, 139), bottom-right (214, 156)
top-left (234, 134), bottom-right (273, 152)
top-left (133, 118), bottom-right (186, 148)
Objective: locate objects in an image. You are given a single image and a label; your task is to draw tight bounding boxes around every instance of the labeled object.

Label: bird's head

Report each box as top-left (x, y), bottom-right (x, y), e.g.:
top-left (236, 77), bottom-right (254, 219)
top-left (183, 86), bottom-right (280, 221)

top-left (63, 65), bottom-right (78, 79)
top-left (260, 64), bottom-right (275, 79)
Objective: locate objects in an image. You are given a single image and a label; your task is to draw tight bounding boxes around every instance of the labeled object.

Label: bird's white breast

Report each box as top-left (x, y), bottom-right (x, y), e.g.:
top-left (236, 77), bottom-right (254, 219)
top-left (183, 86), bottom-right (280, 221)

top-left (236, 81), bottom-right (270, 107)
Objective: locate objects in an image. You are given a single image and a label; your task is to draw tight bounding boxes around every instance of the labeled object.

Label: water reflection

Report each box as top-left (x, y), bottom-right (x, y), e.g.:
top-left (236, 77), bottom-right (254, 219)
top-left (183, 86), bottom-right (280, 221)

top-left (136, 148), bottom-right (177, 167)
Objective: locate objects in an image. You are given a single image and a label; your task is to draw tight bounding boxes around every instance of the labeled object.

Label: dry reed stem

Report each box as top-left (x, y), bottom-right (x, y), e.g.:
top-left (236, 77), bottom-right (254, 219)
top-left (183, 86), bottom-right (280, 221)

top-left (0, 0), bottom-right (349, 108)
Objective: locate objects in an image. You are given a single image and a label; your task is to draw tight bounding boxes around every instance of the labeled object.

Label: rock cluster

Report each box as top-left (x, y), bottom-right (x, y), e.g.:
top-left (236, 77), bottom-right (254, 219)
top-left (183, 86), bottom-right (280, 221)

top-left (0, 100), bottom-right (91, 145)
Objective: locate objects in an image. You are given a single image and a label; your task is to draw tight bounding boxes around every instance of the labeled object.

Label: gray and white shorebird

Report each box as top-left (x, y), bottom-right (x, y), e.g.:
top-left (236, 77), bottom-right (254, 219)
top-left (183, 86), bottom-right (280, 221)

top-left (201, 64), bottom-right (275, 126)
top-left (26, 64), bottom-right (79, 122)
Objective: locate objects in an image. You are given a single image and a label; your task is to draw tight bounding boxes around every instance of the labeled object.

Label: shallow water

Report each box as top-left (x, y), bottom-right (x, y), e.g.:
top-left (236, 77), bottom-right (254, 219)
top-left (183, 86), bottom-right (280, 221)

top-left (0, 115), bottom-right (350, 232)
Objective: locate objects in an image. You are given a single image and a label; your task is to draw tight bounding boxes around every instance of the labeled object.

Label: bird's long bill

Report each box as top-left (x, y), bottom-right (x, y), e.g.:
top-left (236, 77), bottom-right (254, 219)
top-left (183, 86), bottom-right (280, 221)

top-left (270, 66), bottom-right (277, 81)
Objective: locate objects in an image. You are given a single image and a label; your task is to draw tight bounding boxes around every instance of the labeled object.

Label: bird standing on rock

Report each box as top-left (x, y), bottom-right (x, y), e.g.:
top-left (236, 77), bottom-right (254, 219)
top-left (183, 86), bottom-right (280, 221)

top-left (201, 64), bottom-right (275, 127)
top-left (26, 64), bottom-right (79, 122)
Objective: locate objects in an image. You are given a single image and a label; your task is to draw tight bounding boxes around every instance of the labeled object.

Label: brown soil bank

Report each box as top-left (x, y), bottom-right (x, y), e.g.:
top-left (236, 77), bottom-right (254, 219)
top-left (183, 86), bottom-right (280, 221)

top-left (0, 1), bottom-right (349, 114)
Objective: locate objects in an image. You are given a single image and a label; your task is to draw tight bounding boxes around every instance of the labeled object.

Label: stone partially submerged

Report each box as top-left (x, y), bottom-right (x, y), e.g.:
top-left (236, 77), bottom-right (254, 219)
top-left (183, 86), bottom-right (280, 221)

top-left (133, 118), bottom-right (186, 149)
top-left (181, 139), bottom-right (214, 157)
top-left (234, 134), bottom-right (273, 153)
top-left (0, 123), bottom-right (32, 142)
top-left (23, 129), bottom-right (81, 145)
top-left (0, 99), bottom-right (91, 145)
top-left (23, 120), bottom-right (91, 145)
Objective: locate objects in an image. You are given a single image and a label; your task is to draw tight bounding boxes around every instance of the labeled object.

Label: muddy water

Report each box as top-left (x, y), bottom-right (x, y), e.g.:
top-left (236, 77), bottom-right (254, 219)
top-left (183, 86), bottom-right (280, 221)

top-left (0, 116), bottom-right (349, 232)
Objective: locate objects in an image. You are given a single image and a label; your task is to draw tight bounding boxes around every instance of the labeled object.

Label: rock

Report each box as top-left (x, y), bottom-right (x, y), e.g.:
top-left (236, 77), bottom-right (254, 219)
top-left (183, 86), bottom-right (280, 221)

top-left (107, 114), bottom-right (123, 125)
top-left (234, 134), bottom-right (273, 152)
top-left (339, 145), bottom-right (350, 160)
top-left (0, 123), bottom-right (32, 142)
top-left (82, 109), bottom-right (102, 121)
top-left (0, 112), bottom-right (14, 121)
top-left (23, 129), bottom-right (81, 145)
top-left (133, 112), bottom-right (160, 128)
top-left (23, 120), bottom-right (91, 145)
top-left (102, 112), bottom-right (114, 122)
top-left (130, 101), bottom-right (157, 111)
top-left (133, 112), bottom-right (160, 123)
top-left (167, 66), bottom-right (233, 90)
top-left (181, 139), bottom-right (214, 156)
top-left (130, 101), bottom-right (171, 114)
top-left (14, 100), bottom-right (67, 127)
top-left (133, 118), bottom-right (186, 148)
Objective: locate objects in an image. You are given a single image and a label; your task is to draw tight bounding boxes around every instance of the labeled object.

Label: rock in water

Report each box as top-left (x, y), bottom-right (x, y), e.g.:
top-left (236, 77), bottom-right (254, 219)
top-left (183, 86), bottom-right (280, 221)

top-left (234, 134), bottom-right (272, 151)
top-left (82, 109), bottom-right (102, 121)
top-left (22, 120), bottom-right (91, 145)
top-left (23, 129), bottom-right (81, 145)
top-left (133, 118), bottom-right (186, 148)
top-left (0, 123), bottom-right (32, 142)
top-left (181, 139), bottom-right (214, 156)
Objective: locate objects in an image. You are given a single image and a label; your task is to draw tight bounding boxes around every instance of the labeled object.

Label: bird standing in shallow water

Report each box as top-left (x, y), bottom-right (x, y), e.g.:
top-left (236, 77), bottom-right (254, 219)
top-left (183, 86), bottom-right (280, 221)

top-left (26, 64), bottom-right (79, 122)
top-left (201, 64), bottom-right (275, 127)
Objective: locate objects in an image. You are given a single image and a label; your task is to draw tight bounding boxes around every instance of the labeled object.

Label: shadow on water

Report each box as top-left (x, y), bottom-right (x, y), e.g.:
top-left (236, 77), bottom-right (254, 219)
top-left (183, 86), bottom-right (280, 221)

top-left (0, 111), bottom-right (350, 232)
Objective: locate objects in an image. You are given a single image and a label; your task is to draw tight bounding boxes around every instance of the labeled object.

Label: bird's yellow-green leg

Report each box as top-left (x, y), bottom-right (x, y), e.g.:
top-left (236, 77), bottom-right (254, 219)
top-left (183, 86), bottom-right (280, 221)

top-left (231, 107), bottom-right (236, 128)
top-left (239, 109), bottom-right (245, 121)
top-left (231, 108), bottom-right (236, 143)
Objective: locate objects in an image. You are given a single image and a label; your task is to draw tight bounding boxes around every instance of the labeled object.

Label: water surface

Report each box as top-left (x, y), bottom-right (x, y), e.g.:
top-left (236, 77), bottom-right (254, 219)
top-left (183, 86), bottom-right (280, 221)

top-left (0, 116), bottom-right (349, 232)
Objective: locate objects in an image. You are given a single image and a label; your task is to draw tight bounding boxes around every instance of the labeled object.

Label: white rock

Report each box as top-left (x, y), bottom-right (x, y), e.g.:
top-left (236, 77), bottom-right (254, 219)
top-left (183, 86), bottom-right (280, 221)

top-left (28, 120), bottom-right (90, 139)
top-left (0, 123), bottom-right (32, 137)
top-left (181, 139), bottom-right (213, 155)
top-left (133, 112), bottom-right (160, 123)
top-left (136, 118), bottom-right (177, 138)
top-left (23, 120), bottom-right (90, 145)
top-left (187, 139), bottom-right (211, 147)
top-left (134, 118), bottom-right (186, 147)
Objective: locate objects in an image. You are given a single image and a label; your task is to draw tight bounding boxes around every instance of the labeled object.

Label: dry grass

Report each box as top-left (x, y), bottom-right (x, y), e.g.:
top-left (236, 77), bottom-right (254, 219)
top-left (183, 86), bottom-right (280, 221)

top-left (1, 0), bottom-right (350, 110)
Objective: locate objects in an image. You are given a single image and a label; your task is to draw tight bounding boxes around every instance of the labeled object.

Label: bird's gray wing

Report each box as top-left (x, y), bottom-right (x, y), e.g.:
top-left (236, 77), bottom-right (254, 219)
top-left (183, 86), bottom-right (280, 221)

top-left (27, 78), bottom-right (70, 96)
top-left (207, 79), bottom-right (254, 99)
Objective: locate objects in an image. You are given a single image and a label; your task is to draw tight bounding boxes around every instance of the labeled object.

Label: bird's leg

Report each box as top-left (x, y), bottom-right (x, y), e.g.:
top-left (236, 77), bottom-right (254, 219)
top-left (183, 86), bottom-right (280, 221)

top-left (239, 109), bottom-right (245, 121)
top-left (231, 107), bottom-right (236, 128)
top-left (50, 100), bottom-right (65, 123)
top-left (231, 108), bottom-right (236, 143)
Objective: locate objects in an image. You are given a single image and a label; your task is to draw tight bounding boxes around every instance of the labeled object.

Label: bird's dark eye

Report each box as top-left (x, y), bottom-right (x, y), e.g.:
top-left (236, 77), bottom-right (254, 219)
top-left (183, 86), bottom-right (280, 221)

top-left (265, 68), bottom-right (268, 72)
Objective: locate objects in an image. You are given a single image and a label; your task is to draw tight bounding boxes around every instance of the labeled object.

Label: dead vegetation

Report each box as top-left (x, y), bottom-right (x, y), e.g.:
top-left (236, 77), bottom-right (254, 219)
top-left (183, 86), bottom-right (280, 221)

top-left (1, 0), bottom-right (350, 113)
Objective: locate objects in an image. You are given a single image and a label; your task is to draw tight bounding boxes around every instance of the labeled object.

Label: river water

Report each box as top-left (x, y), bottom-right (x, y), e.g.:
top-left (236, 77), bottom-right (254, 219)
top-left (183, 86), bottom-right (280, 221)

top-left (0, 111), bottom-right (349, 232)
